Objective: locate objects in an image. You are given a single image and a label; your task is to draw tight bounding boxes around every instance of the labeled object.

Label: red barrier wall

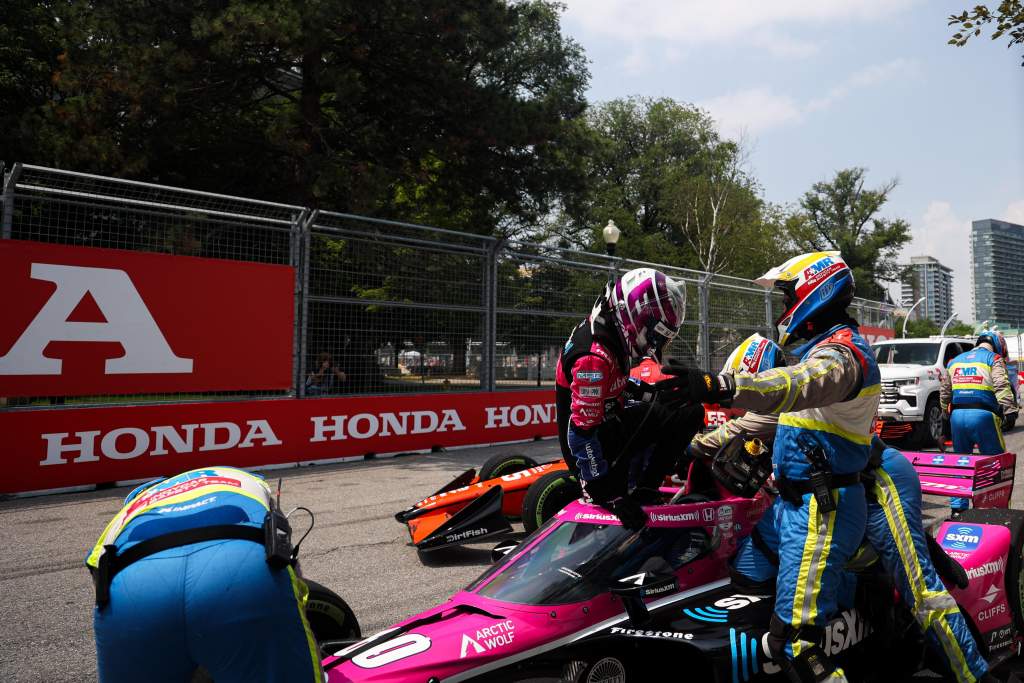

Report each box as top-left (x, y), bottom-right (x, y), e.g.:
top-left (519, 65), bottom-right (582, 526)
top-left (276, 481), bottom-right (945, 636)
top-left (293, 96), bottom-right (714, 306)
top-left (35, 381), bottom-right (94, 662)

top-left (0, 390), bottom-right (557, 494)
top-left (0, 240), bottom-right (294, 396)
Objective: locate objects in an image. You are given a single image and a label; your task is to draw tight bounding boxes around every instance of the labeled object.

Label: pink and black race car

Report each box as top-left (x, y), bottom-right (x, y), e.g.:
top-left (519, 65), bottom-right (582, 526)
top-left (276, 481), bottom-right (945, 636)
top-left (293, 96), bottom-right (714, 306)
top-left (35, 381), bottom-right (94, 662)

top-left (323, 449), bottom-right (1024, 681)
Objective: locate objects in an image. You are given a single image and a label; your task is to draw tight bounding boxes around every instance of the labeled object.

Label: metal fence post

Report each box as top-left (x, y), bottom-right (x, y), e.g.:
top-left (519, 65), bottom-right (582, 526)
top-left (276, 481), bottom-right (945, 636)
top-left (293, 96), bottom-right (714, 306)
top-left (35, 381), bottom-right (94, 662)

top-left (699, 273), bottom-right (712, 369)
top-left (765, 289), bottom-right (774, 337)
top-left (483, 239), bottom-right (503, 392)
top-left (1, 162), bottom-right (22, 239)
top-left (289, 209), bottom-right (308, 397)
top-left (296, 210), bottom-right (318, 398)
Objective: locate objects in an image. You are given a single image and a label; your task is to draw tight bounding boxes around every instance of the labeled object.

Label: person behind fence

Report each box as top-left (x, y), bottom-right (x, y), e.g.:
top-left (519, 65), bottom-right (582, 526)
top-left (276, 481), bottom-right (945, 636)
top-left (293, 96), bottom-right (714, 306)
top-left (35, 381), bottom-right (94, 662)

top-left (939, 329), bottom-right (1017, 511)
top-left (305, 351), bottom-right (347, 396)
top-left (690, 336), bottom-right (989, 682)
top-left (655, 251), bottom-right (878, 683)
top-left (555, 267), bottom-right (704, 531)
top-left (86, 466), bottom-right (323, 683)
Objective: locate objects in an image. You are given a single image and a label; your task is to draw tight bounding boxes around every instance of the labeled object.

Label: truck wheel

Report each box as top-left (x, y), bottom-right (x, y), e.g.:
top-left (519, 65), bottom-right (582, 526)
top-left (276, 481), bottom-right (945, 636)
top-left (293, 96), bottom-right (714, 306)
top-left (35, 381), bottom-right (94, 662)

top-left (924, 397), bottom-right (944, 447)
top-left (910, 397), bottom-right (942, 448)
top-left (522, 470), bottom-right (581, 533)
top-left (950, 508), bottom-right (1024, 632)
top-left (478, 452), bottom-right (540, 481)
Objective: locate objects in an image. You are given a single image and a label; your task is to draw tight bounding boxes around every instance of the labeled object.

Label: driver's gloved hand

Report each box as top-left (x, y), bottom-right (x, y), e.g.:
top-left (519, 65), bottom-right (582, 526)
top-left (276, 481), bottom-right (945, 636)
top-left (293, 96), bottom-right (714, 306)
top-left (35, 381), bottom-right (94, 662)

top-left (655, 366), bottom-right (734, 406)
top-left (622, 378), bottom-right (658, 403)
top-left (604, 496), bottom-right (647, 531)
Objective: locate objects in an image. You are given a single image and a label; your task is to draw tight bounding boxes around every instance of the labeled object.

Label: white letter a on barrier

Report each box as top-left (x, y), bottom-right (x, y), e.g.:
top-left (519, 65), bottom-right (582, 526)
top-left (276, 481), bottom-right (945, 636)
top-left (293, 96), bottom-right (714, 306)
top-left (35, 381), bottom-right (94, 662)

top-left (0, 263), bottom-right (193, 375)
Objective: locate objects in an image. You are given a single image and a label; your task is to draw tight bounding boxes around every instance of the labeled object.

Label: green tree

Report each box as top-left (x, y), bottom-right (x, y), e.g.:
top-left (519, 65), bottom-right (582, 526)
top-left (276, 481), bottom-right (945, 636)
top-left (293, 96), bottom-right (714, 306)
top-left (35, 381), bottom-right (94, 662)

top-left (0, 0), bottom-right (61, 164)
top-left (556, 97), bottom-right (782, 277)
top-left (11, 0), bottom-right (589, 231)
top-left (949, 2), bottom-right (1024, 64)
top-left (786, 168), bottom-right (912, 300)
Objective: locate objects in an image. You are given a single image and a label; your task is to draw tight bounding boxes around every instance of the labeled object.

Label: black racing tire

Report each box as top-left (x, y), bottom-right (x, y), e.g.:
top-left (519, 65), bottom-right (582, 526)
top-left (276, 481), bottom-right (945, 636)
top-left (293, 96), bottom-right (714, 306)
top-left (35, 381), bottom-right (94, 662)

top-left (580, 655), bottom-right (627, 683)
top-left (521, 470), bottom-right (581, 534)
top-left (950, 508), bottom-right (1024, 633)
top-left (478, 452), bottom-right (540, 481)
top-left (304, 579), bottom-right (361, 646)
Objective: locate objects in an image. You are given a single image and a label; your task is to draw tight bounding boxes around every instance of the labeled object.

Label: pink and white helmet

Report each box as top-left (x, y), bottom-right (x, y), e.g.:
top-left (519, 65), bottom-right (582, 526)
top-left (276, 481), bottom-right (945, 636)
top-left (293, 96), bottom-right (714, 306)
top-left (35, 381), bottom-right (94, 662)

top-left (606, 268), bottom-right (686, 360)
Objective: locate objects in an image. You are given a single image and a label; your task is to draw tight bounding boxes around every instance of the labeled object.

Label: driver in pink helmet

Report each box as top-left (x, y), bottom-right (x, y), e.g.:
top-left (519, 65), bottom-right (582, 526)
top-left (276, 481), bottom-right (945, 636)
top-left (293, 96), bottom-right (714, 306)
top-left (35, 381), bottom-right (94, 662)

top-left (555, 268), bottom-right (704, 529)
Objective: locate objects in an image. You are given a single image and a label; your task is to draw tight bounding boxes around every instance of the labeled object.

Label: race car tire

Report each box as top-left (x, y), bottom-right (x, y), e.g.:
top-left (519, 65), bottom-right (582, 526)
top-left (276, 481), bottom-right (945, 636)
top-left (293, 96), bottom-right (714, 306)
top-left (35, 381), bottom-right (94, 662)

top-left (305, 579), bottom-right (362, 647)
top-left (951, 508), bottom-right (1024, 633)
top-left (582, 656), bottom-right (627, 683)
top-left (478, 452), bottom-right (540, 481)
top-left (522, 470), bottom-right (581, 534)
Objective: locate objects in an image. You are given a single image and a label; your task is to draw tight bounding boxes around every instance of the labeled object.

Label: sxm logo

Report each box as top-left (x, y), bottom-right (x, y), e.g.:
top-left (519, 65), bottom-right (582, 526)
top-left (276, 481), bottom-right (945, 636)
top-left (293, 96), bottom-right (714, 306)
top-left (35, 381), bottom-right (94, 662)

top-left (942, 524), bottom-right (983, 552)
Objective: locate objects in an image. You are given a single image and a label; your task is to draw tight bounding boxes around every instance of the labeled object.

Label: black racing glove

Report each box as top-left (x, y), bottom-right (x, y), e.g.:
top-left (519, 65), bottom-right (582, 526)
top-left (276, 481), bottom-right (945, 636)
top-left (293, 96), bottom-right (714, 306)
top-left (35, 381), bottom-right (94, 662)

top-left (655, 365), bottom-right (734, 406)
top-left (604, 496), bottom-right (647, 531)
top-left (622, 378), bottom-right (658, 403)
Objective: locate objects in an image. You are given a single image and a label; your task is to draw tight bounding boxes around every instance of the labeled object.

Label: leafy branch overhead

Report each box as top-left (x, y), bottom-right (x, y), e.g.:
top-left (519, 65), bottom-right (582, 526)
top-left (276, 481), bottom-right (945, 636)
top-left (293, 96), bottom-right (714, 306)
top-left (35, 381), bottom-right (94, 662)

top-left (785, 168), bottom-right (912, 301)
top-left (949, 2), bottom-right (1024, 64)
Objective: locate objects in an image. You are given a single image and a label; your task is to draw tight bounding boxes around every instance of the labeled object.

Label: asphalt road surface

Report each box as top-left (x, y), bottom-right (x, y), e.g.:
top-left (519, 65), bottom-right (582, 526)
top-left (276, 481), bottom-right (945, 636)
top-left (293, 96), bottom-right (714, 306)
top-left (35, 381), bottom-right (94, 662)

top-left (2, 429), bottom-right (1024, 682)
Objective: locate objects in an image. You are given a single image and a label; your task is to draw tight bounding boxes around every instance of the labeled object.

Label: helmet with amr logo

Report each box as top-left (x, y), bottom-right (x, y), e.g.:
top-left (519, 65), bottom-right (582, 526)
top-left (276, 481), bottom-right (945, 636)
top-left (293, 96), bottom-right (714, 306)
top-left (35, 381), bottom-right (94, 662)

top-left (605, 268), bottom-right (687, 361)
top-left (754, 251), bottom-right (855, 346)
top-left (977, 330), bottom-right (1003, 355)
top-left (723, 333), bottom-right (787, 374)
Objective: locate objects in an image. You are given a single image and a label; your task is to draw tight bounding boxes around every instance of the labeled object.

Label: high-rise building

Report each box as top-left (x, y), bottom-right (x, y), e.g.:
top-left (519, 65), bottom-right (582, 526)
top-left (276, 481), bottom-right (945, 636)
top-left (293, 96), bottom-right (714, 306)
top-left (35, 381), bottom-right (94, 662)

top-left (900, 255), bottom-right (953, 325)
top-left (971, 219), bottom-right (1024, 326)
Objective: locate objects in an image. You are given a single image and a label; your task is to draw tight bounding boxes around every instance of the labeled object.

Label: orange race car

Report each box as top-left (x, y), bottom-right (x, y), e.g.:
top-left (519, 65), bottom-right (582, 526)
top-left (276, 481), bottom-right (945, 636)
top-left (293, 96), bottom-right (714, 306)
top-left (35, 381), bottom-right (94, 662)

top-left (395, 359), bottom-right (743, 551)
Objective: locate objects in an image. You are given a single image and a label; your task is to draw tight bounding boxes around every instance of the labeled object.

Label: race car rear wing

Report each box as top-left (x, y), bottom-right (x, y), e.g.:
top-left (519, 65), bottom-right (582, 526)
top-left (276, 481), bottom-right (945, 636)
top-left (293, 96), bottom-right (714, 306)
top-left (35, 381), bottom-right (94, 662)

top-left (900, 451), bottom-right (1016, 509)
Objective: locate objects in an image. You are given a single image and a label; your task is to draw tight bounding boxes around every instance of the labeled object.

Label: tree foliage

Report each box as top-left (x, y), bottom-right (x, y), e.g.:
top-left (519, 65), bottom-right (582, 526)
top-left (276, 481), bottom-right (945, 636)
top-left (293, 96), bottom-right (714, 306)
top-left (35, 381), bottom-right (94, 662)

top-left (7, 0), bottom-right (589, 232)
top-left (556, 97), bottom-right (781, 277)
top-left (949, 2), bottom-right (1024, 64)
top-left (786, 168), bottom-right (912, 300)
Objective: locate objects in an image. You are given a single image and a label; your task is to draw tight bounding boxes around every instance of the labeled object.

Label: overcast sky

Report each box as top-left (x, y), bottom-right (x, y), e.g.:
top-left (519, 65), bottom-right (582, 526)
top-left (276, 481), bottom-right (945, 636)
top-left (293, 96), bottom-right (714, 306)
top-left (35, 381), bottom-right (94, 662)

top-left (559, 0), bottom-right (1024, 322)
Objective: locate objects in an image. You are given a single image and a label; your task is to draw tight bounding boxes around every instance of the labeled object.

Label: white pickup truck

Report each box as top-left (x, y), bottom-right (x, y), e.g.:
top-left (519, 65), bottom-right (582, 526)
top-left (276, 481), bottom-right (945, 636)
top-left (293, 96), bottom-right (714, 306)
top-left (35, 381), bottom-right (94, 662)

top-left (871, 336), bottom-right (978, 448)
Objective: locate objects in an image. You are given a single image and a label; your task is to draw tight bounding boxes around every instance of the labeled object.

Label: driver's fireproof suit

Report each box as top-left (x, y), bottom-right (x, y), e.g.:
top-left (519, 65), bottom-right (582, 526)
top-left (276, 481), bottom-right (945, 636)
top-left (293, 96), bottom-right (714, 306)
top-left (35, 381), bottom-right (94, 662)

top-left (692, 422), bottom-right (989, 682)
top-left (555, 316), bottom-right (701, 500)
top-left (940, 345), bottom-right (1016, 510)
top-left (723, 324), bottom-right (879, 680)
top-left (87, 466), bottom-right (322, 683)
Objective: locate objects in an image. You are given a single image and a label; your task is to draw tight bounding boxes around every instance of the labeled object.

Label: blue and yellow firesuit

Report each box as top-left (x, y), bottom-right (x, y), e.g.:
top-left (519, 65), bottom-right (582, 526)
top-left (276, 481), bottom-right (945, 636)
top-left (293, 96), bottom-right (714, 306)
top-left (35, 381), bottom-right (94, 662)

top-left (720, 323), bottom-right (879, 681)
top-left (940, 344), bottom-right (1016, 510)
top-left (87, 466), bottom-right (322, 683)
top-left (694, 426), bottom-right (988, 681)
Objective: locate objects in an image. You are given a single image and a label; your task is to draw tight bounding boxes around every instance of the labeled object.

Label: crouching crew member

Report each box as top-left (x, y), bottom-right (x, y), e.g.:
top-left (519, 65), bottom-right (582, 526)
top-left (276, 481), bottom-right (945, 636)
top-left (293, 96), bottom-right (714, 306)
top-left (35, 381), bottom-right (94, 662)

top-left (87, 466), bottom-right (323, 683)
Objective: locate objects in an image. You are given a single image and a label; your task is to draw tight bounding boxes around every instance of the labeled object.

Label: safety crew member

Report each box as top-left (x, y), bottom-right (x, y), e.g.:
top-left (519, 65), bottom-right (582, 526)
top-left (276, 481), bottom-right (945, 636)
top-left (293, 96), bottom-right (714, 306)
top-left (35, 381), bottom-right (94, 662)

top-left (691, 337), bottom-right (989, 682)
top-left (87, 466), bottom-right (322, 683)
top-left (661, 252), bottom-right (878, 683)
top-left (940, 330), bottom-right (1017, 511)
top-left (555, 267), bottom-right (704, 530)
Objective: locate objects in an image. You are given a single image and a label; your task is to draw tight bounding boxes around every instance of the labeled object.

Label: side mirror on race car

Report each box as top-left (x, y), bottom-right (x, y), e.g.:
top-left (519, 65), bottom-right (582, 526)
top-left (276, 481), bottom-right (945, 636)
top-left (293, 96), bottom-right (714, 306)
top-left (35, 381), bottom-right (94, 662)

top-left (711, 436), bottom-right (773, 498)
top-left (609, 570), bottom-right (679, 627)
top-left (490, 539), bottom-right (520, 563)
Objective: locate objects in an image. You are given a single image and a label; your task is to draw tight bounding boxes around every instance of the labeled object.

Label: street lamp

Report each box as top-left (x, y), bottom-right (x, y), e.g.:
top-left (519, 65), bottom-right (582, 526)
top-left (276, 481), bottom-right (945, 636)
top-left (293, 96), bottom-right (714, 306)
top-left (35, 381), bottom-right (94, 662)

top-left (602, 220), bottom-right (620, 257)
top-left (902, 296), bottom-right (926, 338)
top-left (939, 313), bottom-right (958, 337)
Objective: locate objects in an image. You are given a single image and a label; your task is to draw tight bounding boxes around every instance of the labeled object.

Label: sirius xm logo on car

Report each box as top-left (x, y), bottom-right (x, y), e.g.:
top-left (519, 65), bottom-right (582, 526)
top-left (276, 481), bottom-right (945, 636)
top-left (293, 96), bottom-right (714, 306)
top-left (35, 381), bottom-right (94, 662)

top-left (942, 525), bottom-right (983, 551)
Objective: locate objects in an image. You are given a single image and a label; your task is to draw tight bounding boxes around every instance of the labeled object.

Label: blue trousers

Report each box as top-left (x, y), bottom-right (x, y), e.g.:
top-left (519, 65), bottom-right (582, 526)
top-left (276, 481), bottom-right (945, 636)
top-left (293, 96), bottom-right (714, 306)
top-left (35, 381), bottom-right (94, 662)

top-left (867, 450), bottom-right (987, 682)
top-left (733, 459), bottom-right (987, 681)
top-left (950, 409), bottom-right (1005, 511)
top-left (94, 539), bottom-right (322, 683)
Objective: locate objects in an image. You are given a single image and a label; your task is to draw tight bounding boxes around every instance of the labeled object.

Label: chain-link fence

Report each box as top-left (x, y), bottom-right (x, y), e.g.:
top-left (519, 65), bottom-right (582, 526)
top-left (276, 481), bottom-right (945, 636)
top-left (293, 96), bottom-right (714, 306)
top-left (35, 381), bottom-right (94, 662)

top-left (1, 163), bottom-right (899, 408)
